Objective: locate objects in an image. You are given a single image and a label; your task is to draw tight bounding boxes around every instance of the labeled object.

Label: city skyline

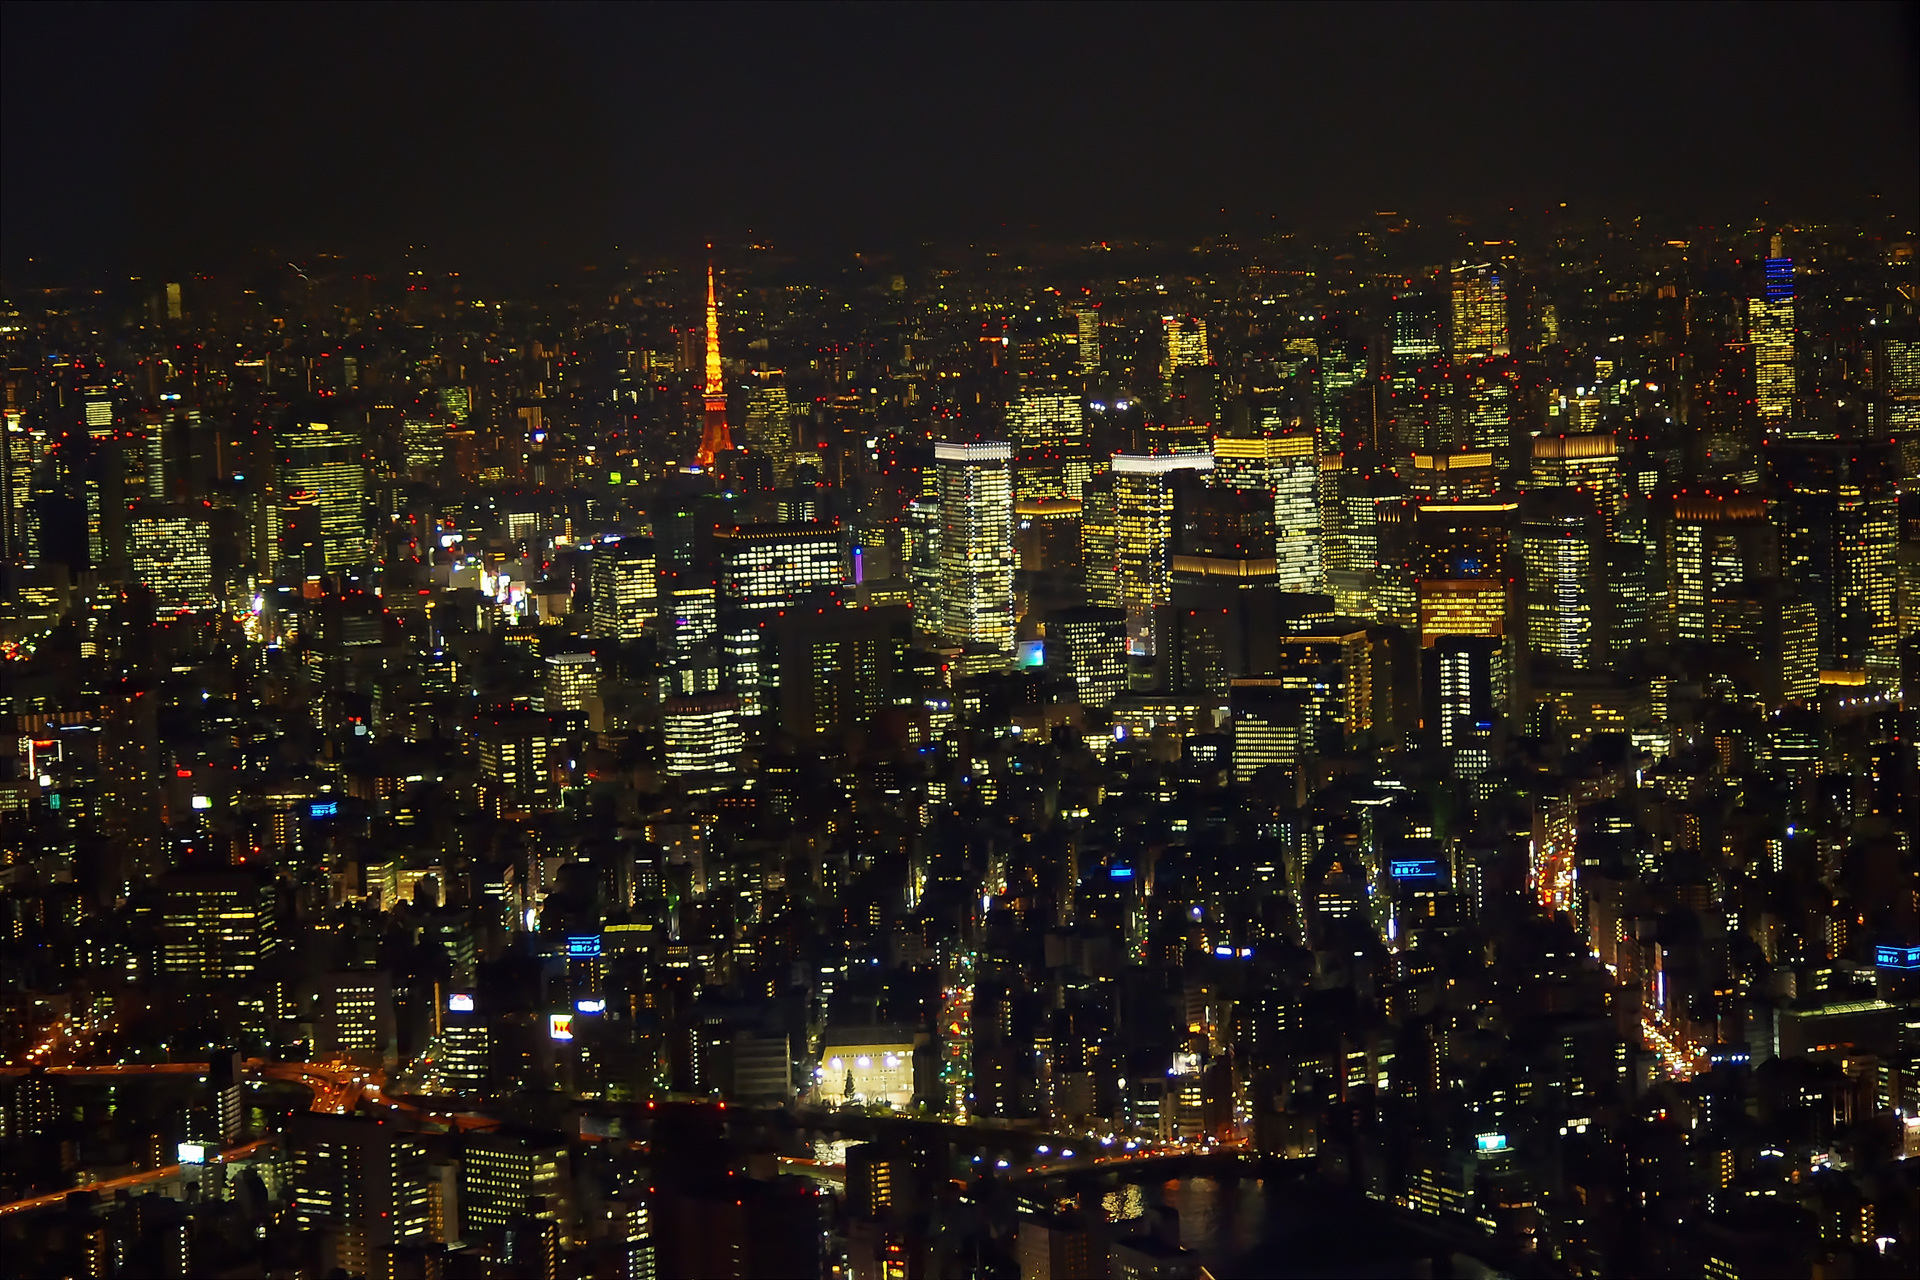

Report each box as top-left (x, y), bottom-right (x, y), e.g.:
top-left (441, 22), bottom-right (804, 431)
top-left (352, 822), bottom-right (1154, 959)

top-left (0, 7), bottom-right (1916, 1280)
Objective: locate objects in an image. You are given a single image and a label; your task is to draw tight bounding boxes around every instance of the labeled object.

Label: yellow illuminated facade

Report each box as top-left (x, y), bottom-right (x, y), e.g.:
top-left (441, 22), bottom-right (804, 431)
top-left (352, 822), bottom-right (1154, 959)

top-left (1449, 263), bottom-right (1509, 361)
top-left (934, 441), bottom-right (1016, 655)
top-left (279, 421), bottom-right (367, 571)
top-left (1418, 579), bottom-right (1507, 644)
top-left (1212, 433), bottom-right (1320, 590)
top-left (1113, 451), bottom-right (1212, 654)
top-left (129, 507), bottom-right (216, 612)
top-left (1749, 256), bottom-right (1796, 429)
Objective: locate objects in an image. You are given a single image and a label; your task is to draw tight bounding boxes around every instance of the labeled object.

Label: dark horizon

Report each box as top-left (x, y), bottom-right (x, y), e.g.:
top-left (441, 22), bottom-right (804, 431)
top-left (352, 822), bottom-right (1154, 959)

top-left (4, 1), bottom-right (1917, 286)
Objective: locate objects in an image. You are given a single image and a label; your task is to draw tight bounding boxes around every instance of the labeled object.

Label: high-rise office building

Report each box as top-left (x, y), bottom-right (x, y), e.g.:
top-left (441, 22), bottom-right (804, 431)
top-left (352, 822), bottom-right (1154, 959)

top-left (1519, 488), bottom-right (1604, 670)
top-left (1009, 391), bottom-right (1088, 502)
top-left (1079, 474), bottom-right (1119, 609)
top-left (906, 495), bottom-right (943, 642)
top-left (1229, 680), bottom-right (1310, 781)
top-left (1460, 369), bottom-right (1515, 467)
top-left (278, 421), bottom-right (367, 572)
top-left (401, 417), bottom-right (447, 474)
top-left (1211, 433), bottom-right (1321, 591)
top-left (1424, 634), bottom-right (1506, 758)
top-left (1047, 606), bottom-right (1128, 710)
top-left (1404, 450), bottom-right (1499, 502)
top-left (475, 713), bottom-right (560, 816)
top-left (154, 868), bottom-right (277, 984)
top-left (1105, 450), bottom-right (1205, 656)
top-left (1067, 304), bottom-right (1101, 374)
top-left (716, 521), bottom-right (846, 611)
top-left (128, 506), bottom-right (216, 612)
top-left (662, 694), bottom-right (744, 782)
top-left (934, 441), bottom-right (1016, 656)
top-left (289, 1112), bottom-right (437, 1277)
top-left (772, 604), bottom-right (908, 738)
top-left (1767, 440), bottom-right (1900, 673)
top-left (1532, 433), bottom-right (1622, 536)
top-left (1113, 452), bottom-right (1213, 655)
top-left (1656, 487), bottom-right (1775, 644)
top-left (589, 539), bottom-right (658, 641)
top-left (462, 1131), bottom-right (571, 1243)
top-left (543, 652), bottom-right (599, 714)
top-left (1161, 316), bottom-right (1210, 389)
top-left (1748, 253), bottom-right (1796, 430)
top-left (744, 382), bottom-right (798, 482)
top-left (1710, 581), bottom-right (1819, 706)
top-left (1418, 579), bottom-right (1507, 647)
top-left (1450, 264), bottom-right (1510, 361)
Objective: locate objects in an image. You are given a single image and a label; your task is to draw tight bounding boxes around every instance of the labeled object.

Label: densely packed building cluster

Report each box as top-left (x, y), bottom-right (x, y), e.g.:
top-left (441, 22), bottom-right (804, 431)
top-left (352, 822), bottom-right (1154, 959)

top-left (0, 211), bottom-right (1916, 1278)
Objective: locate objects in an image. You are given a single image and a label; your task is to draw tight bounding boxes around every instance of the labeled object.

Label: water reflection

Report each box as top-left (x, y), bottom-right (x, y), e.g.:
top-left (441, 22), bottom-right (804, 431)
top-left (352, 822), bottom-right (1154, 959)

top-left (1087, 1174), bottom-right (1440, 1279)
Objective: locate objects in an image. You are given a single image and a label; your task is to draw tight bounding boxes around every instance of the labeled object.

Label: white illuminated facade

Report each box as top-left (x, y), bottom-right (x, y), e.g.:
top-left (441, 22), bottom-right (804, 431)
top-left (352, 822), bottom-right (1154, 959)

top-left (819, 1029), bottom-right (918, 1110)
top-left (662, 694), bottom-right (743, 782)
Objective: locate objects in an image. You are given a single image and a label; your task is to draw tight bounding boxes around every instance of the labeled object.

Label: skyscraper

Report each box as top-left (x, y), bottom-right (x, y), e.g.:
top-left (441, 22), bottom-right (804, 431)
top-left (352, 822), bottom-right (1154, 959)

top-left (1532, 433), bottom-right (1622, 537)
top-left (693, 263), bottom-right (734, 468)
top-left (717, 521), bottom-right (846, 611)
top-left (1211, 434), bottom-right (1321, 590)
top-left (744, 382), bottom-right (798, 482)
top-left (129, 506), bottom-right (216, 613)
top-left (1748, 251), bottom-right (1796, 431)
top-left (1113, 451), bottom-right (1213, 655)
top-left (1767, 441), bottom-right (1900, 674)
top-left (1449, 263), bottom-right (1510, 361)
top-left (589, 539), bottom-right (658, 641)
top-left (1519, 488), bottom-right (1604, 670)
top-left (1009, 391), bottom-right (1088, 502)
top-left (1067, 304), bottom-right (1101, 375)
top-left (934, 441), bottom-right (1016, 657)
top-left (278, 421), bottom-right (367, 573)
top-left (1161, 316), bottom-right (1210, 389)
top-left (1656, 487), bottom-right (1775, 644)
top-left (1047, 606), bottom-right (1128, 710)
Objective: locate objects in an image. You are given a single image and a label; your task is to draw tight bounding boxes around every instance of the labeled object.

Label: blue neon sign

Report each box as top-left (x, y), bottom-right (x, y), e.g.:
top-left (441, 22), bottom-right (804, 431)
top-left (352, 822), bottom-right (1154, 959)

top-left (1874, 944), bottom-right (1920, 971)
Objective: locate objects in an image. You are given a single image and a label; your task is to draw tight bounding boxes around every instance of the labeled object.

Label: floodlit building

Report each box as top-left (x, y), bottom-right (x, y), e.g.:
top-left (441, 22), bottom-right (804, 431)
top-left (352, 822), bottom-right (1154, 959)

top-left (934, 441), bottom-right (1016, 657)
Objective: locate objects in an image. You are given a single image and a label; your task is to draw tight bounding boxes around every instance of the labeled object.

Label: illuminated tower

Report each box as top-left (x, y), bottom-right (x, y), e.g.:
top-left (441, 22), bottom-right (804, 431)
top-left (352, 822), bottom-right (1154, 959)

top-left (1748, 246), bottom-right (1796, 432)
top-left (693, 262), bottom-right (734, 467)
top-left (1113, 451), bottom-right (1213, 655)
top-left (1449, 263), bottom-right (1509, 362)
top-left (934, 441), bottom-right (1016, 657)
top-left (1518, 488), bottom-right (1603, 670)
top-left (1767, 440), bottom-right (1899, 674)
top-left (1211, 434), bottom-right (1321, 590)
top-left (277, 421), bottom-right (367, 573)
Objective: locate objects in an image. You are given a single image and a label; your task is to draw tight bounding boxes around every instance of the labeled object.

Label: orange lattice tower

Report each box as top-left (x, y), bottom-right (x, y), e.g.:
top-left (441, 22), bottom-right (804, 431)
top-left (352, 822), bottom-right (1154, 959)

top-left (693, 261), bottom-right (733, 467)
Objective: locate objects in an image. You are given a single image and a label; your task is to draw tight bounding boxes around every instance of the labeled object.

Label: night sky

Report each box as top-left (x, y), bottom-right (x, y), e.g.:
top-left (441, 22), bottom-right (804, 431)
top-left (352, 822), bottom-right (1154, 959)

top-left (4, 2), bottom-right (1916, 283)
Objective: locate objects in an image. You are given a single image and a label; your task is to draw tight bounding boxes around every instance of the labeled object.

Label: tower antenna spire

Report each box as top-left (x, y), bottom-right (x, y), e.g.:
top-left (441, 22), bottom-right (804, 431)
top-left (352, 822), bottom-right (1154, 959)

top-left (694, 257), bottom-right (733, 467)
